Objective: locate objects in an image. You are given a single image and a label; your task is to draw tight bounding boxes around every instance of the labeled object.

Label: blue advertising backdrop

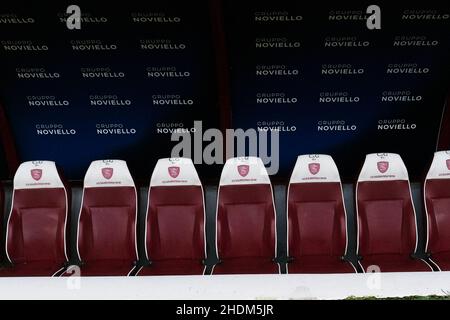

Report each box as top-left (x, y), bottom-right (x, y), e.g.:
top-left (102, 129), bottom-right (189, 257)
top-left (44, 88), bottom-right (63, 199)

top-left (0, 0), bottom-right (449, 180)
top-left (0, 1), bottom-right (219, 179)
top-left (224, 0), bottom-right (450, 179)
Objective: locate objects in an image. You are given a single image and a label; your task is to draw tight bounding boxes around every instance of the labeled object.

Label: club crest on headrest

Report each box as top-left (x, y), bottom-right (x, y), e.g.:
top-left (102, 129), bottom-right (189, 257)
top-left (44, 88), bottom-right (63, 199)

top-left (237, 165), bottom-right (250, 177)
top-left (30, 169), bottom-right (42, 181)
top-left (308, 163), bottom-right (320, 175)
top-left (168, 166), bottom-right (180, 179)
top-left (377, 161), bottom-right (389, 174)
top-left (101, 167), bottom-right (114, 180)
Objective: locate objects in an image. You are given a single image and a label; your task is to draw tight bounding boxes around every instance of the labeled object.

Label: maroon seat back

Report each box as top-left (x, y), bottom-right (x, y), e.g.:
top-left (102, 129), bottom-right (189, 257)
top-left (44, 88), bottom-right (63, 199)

top-left (356, 153), bottom-right (417, 258)
top-left (216, 157), bottom-right (276, 260)
top-left (77, 160), bottom-right (137, 264)
top-left (424, 151), bottom-right (450, 256)
top-left (287, 155), bottom-right (347, 259)
top-left (145, 158), bottom-right (205, 262)
top-left (6, 161), bottom-right (68, 265)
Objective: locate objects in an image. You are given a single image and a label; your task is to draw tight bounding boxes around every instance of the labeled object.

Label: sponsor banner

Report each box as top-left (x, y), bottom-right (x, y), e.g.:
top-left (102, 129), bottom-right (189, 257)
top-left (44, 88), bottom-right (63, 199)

top-left (224, 1), bottom-right (450, 179)
top-left (0, 1), bottom-right (219, 179)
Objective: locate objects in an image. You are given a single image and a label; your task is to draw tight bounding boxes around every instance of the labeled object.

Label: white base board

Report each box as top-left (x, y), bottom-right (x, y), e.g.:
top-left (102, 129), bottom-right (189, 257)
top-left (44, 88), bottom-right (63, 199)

top-left (0, 272), bottom-right (449, 300)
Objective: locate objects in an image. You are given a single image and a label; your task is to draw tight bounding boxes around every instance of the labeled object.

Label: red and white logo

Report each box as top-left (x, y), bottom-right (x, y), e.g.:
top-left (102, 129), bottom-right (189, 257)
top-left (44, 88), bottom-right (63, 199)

top-left (168, 166), bottom-right (180, 178)
top-left (102, 168), bottom-right (114, 180)
top-left (446, 159), bottom-right (450, 170)
top-left (308, 163), bottom-right (320, 175)
top-left (377, 161), bottom-right (389, 174)
top-left (237, 165), bottom-right (250, 177)
top-left (30, 169), bottom-right (42, 181)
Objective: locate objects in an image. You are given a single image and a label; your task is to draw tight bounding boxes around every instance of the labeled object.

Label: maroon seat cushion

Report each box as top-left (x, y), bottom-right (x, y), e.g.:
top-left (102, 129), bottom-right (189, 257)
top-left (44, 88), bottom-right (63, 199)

top-left (288, 256), bottom-right (356, 273)
top-left (359, 255), bottom-right (432, 272)
top-left (76, 160), bottom-right (138, 276)
top-left (212, 157), bottom-right (279, 275)
top-left (139, 158), bottom-right (206, 276)
top-left (213, 257), bottom-right (280, 275)
top-left (0, 261), bottom-right (66, 277)
top-left (287, 155), bottom-right (355, 273)
top-left (430, 252), bottom-right (450, 271)
top-left (0, 161), bottom-right (68, 277)
top-left (424, 151), bottom-right (450, 271)
top-left (76, 260), bottom-right (137, 277)
top-left (356, 153), bottom-right (430, 272)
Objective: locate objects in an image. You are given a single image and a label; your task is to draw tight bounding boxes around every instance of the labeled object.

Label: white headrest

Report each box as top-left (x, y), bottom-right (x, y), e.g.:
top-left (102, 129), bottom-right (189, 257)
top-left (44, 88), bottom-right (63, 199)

top-left (290, 154), bottom-right (341, 184)
top-left (84, 160), bottom-right (135, 188)
top-left (358, 153), bottom-right (409, 182)
top-left (150, 158), bottom-right (201, 187)
top-left (426, 151), bottom-right (450, 180)
top-left (14, 161), bottom-right (64, 190)
top-left (220, 157), bottom-right (271, 186)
